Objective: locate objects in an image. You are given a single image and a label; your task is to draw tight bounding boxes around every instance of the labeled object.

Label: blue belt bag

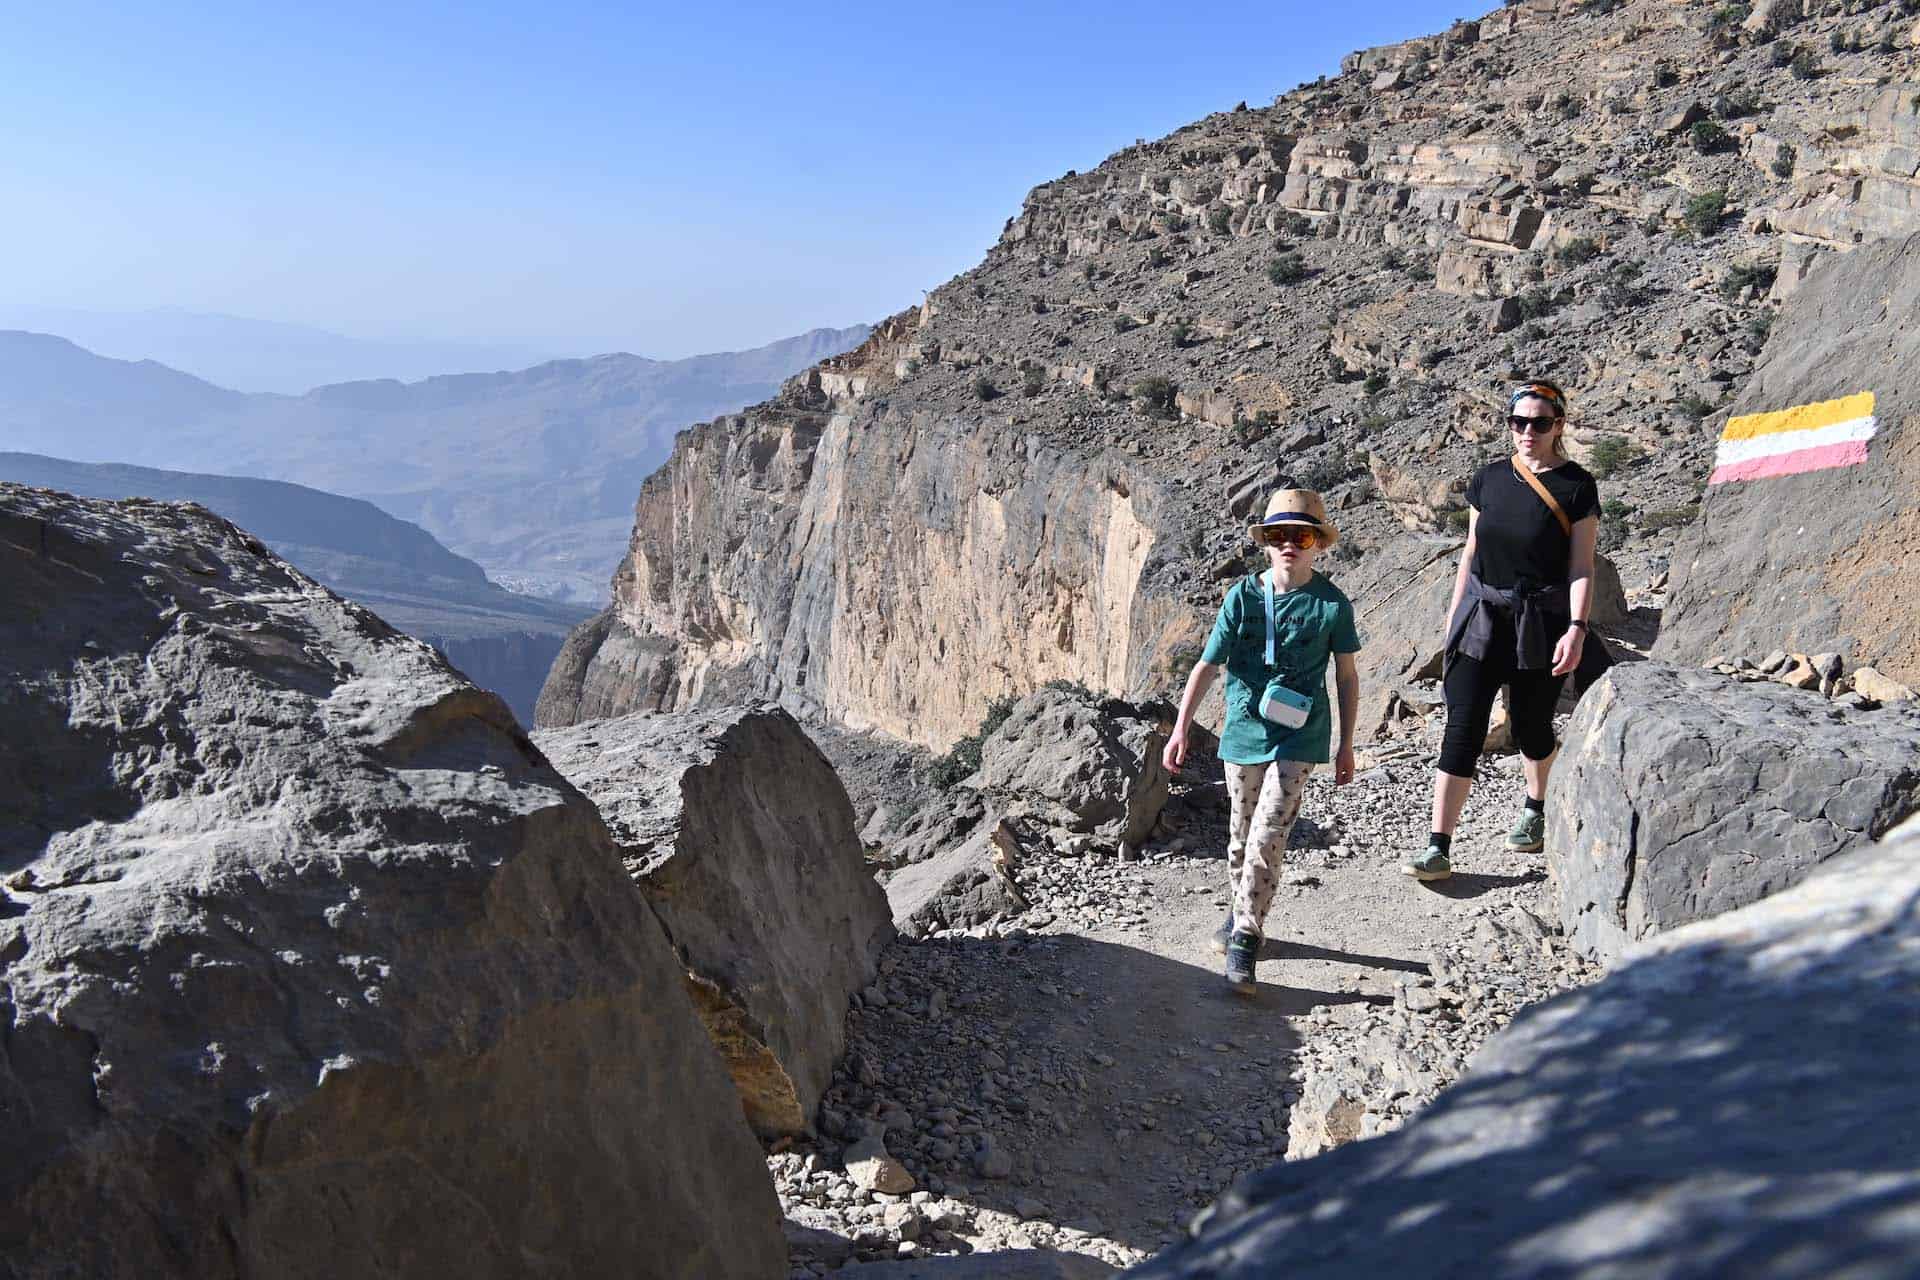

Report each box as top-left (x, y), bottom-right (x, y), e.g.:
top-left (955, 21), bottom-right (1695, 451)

top-left (1258, 575), bottom-right (1313, 730)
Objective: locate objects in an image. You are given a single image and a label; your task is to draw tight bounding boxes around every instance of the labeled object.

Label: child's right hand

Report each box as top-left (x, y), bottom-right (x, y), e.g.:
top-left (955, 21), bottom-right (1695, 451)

top-left (1162, 725), bottom-right (1189, 774)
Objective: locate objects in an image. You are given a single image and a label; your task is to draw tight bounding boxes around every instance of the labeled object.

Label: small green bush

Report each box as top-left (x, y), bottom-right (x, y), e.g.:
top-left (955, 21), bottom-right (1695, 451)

top-left (1769, 42), bottom-right (1797, 68)
top-left (1677, 393), bottom-right (1715, 420)
top-left (1112, 314), bottom-right (1138, 334)
top-left (1720, 261), bottom-right (1778, 299)
top-left (1690, 119), bottom-right (1730, 154)
top-left (1146, 246), bottom-right (1169, 269)
top-left (1163, 211), bottom-right (1188, 233)
top-left (1588, 435), bottom-right (1642, 478)
top-left (1788, 46), bottom-right (1820, 79)
top-left (1771, 145), bottom-right (1797, 178)
top-left (1408, 257), bottom-right (1434, 282)
top-left (1021, 363), bottom-right (1046, 397)
top-left (1639, 504), bottom-right (1701, 534)
top-left (1131, 376), bottom-right (1178, 419)
top-left (1207, 206), bottom-right (1234, 235)
top-left (1362, 372), bottom-right (1389, 395)
top-left (1517, 286), bottom-right (1558, 319)
top-left (1682, 190), bottom-right (1727, 238)
top-left (1169, 318), bottom-right (1193, 349)
top-left (1715, 89), bottom-right (1761, 119)
top-left (1556, 236), bottom-right (1603, 265)
top-left (1601, 499), bottom-right (1634, 520)
top-left (1707, 3), bottom-right (1749, 31)
top-left (1382, 247), bottom-right (1407, 272)
top-left (926, 695), bottom-right (1020, 790)
top-left (973, 375), bottom-right (998, 401)
top-left (1747, 312), bottom-right (1775, 346)
top-left (1267, 254), bottom-right (1308, 285)
top-left (1444, 507), bottom-right (1472, 533)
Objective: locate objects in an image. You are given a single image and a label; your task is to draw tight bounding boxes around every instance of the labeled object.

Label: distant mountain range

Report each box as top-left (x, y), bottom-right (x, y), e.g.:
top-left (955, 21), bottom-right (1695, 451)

top-left (0, 451), bottom-right (589, 724)
top-left (0, 305), bottom-right (566, 394)
top-left (0, 323), bottom-right (869, 601)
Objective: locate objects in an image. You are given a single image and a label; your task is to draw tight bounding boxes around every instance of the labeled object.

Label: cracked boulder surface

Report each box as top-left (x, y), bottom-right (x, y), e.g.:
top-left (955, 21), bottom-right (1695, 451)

top-left (0, 485), bottom-right (784, 1280)
top-left (1132, 813), bottom-right (1920, 1280)
top-left (1547, 660), bottom-right (1920, 961)
top-left (533, 704), bottom-right (895, 1139)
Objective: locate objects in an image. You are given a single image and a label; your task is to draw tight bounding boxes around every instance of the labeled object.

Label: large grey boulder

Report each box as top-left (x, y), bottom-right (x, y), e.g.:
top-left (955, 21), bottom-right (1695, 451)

top-left (1658, 230), bottom-right (1920, 688)
top-left (534, 704), bottom-right (894, 1138)
top-left (885, 820), bottom-right (1028, 937)
top-left (0, 486), bottom-right (784, 1279)
top-left (967, 686), bottom-right (1170, 846)
top-left (1132, 814), bottom-right (1920, 1280)
top-left (1548, 661), bottom-right (1920, 962)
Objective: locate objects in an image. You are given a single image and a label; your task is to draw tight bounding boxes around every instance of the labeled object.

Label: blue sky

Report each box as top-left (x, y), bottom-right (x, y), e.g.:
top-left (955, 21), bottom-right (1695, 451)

top-left (4, 1), bottom-right (1473, 358)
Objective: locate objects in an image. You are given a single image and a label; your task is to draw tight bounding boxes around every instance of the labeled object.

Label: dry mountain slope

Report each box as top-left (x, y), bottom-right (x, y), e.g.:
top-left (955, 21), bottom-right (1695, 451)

top-left (538, 0), bottom-right (1920, 746)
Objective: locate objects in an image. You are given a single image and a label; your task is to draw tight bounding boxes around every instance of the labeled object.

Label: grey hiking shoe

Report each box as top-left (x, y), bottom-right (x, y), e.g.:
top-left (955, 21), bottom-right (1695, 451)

top-left (1225, 931), bottom-right (1259, 991)
top-left (1403, 843), bottom-right (1452, 882)
top-left (1211, 912), bottom-right (1234, 955)
top-left (1507, 808), bottom-right (1546, 852)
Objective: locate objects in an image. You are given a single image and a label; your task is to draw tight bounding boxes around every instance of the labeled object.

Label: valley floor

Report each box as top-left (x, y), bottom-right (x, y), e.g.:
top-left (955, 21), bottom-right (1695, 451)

top-left (780, 715), bottom-right (1604, 1276)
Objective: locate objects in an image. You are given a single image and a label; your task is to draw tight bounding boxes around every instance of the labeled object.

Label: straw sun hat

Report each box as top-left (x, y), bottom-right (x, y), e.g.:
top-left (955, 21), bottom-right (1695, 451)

top-left (1247, 488), bottom-right (1340, 547)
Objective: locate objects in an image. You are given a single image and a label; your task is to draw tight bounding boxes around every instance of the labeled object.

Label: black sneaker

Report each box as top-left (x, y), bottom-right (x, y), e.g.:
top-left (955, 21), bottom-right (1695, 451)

top-left (1225, 931), bottom-right (1259, 992)
top-left (1210, 912), bottom-right (1234, 955)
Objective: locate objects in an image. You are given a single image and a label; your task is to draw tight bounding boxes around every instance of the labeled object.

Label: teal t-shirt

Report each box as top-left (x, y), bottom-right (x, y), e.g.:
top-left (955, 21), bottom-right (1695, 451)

top-left (1201, 570), bottom-right (1362, 765)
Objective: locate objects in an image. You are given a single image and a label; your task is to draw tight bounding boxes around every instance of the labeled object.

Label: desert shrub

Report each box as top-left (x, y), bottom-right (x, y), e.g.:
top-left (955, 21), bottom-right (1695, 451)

top-left (1556, 236), bottom-right (1603, 265)
top-left (1112, 314), bottom-right (1138, 334)
top-left (1207, 206), bottom-right (1234, 235)
top-left (1771, 145), bottom-right (1797, 178)
top-left (1444, 507), bottom-right (1471, 533)
top-left (1267, 254), bottom-right (1308, 285)
top-left (1714, 89), bottom-right (1761, 119)
top-left (1517, 286), bottom-right (1558, 319)
top-left (1789, 46), bottom-right (1820, 78)
top-left (1169, 318), bottom-right (1193, 349)
top-left (1383, 247), bottom-right (1407, 271)
top-left (973, 374), bottom-right (998, 401)
top-left (926, 695), bottom-right (1020, 790)
top-left (1020, 362), bottom-right (1046, 397)
top-left (1146, 246), bottom-right (1169, 269)
top-left (1769, 42), bottom-right (1797, 67)
top-left (1677, 392), bottom-right (1715, 420)
top-left (1587, 435), bottom-right (1642, 478)
top-left (1720, 260), bottom-right (1778, 299)
top-left (1639, 504), bottom-right (1700, 534)
top-left (1131, 376), bottom-right (1177, 419)
top-left (1163, 211), bottom-right (1188, 233)
top-left (1682, 189), bottom-right (1727, 238)
top-left (1362, 372), bottom-right (1389, 395)
top-left (1746, 311), bottom-right (1775, 347)
top-left (1690, 119), bottom-right (1731, 153)
top-left (1407, 256), bottom-right (1434, 282)
top-left (1707, 3), bottom-right (1749, 31)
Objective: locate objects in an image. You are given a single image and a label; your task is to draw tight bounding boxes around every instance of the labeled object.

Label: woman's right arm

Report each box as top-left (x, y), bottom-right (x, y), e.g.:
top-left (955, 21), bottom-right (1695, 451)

top-left (1163, 660), bottom-right (1221, 774)
top-left (1444, 508), bottom-right (1479, 624)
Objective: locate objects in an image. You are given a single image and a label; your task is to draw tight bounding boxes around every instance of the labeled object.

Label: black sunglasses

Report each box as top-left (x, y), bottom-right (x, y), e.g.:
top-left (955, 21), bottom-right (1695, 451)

top-left (1509, 414), bottom-right (1561, 433)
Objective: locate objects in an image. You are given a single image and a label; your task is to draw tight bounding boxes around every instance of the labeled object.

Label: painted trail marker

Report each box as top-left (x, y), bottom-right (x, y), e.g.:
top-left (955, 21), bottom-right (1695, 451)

top-left (1709, 391), bottom-right (1878, 485)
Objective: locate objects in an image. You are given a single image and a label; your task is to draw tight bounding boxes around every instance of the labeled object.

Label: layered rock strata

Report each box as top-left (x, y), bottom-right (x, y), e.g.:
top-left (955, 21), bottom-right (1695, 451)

top-left (1660, 229), bottom-right (1920, 685)
top-left (1548, 661), bottom-right (1920, 962)
top-left (1133, 813), bottom-right (1920, 1279)
top-left (0, 486), bottom-right (783, 1280)
top-left (537, 391), bottom-right (1182, 750)
top-left (534, 704), bottom-right (894, 1138)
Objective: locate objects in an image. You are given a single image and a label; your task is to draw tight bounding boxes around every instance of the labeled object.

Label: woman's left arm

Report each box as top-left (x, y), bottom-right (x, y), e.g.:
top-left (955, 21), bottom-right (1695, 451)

top-left (1553, 515), bottom-right (1599, 676)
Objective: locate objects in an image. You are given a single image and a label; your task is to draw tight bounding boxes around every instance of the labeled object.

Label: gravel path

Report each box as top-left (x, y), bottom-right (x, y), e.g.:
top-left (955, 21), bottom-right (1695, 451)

top-left (781, 717), bottom-right (1603, 1276)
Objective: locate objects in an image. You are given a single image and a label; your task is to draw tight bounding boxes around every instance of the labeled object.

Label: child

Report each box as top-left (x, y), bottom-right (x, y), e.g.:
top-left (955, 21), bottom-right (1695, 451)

top-left (1162, 489), bottom-right (1361, 992)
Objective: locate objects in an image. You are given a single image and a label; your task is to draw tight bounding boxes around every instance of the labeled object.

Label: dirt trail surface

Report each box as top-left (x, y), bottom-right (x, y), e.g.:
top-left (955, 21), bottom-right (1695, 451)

top-left (780, 719), bottom-right (1602, 1276)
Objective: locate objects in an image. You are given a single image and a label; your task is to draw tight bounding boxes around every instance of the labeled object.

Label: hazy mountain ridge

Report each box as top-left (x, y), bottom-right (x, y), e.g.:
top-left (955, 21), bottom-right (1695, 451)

top-left (0, 323), bottom-right (871, 601)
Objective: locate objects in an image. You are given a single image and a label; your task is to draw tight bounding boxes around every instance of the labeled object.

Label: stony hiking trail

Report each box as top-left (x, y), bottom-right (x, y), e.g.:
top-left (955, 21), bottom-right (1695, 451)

top-left (780, 718), bottom-right (1602, 1276)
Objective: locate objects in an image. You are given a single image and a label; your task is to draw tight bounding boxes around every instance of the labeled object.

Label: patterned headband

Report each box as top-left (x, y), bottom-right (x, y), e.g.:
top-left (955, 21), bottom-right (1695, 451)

top-left (1509, 382), bottom-right (1567, 416)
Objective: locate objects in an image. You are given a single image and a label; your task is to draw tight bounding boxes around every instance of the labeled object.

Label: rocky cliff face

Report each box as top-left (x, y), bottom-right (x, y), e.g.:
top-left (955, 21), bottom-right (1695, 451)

top-left (1658, 228), bottom-right (1920, 683)
top-left (540, 2), bottom-right (1920, 750)
top-left (0, 485), bottom-right (783, 1279)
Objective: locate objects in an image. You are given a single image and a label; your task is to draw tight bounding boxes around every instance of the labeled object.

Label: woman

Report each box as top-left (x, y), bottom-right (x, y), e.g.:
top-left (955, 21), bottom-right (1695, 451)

top-left (1406, 380), bottom-right (1598, 882)
top-left (1163, 489), bottom-right (1360, 991)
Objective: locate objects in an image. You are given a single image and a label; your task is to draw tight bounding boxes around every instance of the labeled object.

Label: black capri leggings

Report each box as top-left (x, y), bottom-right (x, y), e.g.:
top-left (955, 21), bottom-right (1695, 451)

top-left (1438, 638), bottom-right (1568, 778)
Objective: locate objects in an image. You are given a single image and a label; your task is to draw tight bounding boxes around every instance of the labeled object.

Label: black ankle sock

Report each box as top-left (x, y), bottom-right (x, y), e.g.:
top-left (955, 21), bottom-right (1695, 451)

top-left (1524, 796), bottom-right (1545, 814)
top-left (1428, 832), bottom-right (1452, 854)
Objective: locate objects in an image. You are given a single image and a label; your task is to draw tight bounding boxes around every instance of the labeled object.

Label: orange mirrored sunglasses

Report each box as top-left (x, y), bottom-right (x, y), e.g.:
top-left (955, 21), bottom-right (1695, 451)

top-left (1259, 526), bottom-right (1320, 549)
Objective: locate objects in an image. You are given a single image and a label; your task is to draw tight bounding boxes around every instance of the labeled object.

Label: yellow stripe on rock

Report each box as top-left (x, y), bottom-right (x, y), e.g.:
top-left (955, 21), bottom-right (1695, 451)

top-left (1722, 392), bottom-right (1875, 442)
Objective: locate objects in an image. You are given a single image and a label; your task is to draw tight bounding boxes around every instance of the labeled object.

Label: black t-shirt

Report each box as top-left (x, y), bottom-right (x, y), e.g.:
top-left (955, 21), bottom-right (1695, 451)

top-left (1466, 459), bottom-right (1598, 591)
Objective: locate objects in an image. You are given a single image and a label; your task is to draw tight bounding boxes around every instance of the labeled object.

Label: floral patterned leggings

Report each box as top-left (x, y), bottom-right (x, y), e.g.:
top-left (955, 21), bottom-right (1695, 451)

top-left (1225, 760), bottom-right (1315, 939)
